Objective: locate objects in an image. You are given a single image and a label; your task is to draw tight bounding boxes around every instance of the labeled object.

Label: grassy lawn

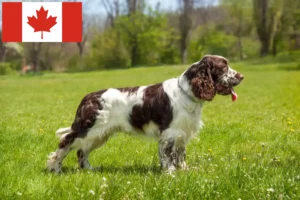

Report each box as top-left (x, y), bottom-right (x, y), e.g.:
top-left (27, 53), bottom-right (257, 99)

top-left (0, 61), bottom-right (299, 200)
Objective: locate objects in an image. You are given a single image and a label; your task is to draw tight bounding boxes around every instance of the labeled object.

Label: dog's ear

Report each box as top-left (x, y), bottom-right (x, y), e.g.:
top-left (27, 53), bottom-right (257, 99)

top-left (190, 67), bottom-right (215, 101)
top-left (187, 57), bottom-right (216, 101)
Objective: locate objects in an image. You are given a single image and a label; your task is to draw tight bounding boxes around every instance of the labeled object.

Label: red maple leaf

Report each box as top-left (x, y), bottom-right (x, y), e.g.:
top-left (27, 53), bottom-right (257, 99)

top-left (27, 6), bottom-right (57, 39)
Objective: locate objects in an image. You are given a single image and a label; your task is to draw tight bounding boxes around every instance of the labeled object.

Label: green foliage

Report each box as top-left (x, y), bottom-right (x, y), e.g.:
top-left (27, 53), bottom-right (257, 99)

top-left (221, 0), bottom-right (253, 36)
top-left (188, 24), bottom-right (238, 61)
top-left (0, 61), bottom-right (299, 199)
top-left (86, 8), bottom-right (181, 68)
top-left (241, 37), bottom-right (260, 59)
top-left (66, 54), bottom-right (85, 72)
top-left (0, 62), bottom-right (17, 75)
top-left (115, 10), bottom-right (166, 65)
top-left (85, 29), bottom-right (131, 70)
top-left (133, 13), bottom-right (178, 65)
top-left (158, 29), bottom-right (181, 65)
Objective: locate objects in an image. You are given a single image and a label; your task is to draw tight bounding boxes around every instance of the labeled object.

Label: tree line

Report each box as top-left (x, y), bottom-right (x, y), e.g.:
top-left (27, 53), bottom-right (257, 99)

top-left (0, 0), bottom-right (299, 74)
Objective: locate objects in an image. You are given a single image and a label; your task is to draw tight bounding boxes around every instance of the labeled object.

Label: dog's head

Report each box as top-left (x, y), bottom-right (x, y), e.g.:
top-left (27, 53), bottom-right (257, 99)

top-left (184, 55), bottom-right (244, 101)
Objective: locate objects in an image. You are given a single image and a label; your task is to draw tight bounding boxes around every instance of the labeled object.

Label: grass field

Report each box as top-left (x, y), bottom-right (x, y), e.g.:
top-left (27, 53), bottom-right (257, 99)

top-left (0, 60), bottom-right (299, 200)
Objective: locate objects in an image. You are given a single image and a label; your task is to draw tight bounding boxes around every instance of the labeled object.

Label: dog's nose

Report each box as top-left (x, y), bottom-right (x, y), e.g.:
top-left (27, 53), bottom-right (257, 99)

top-left (235, 73), bottom-right (244, 80)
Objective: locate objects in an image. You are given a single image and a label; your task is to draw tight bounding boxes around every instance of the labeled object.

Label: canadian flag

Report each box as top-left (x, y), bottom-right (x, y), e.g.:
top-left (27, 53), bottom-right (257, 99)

top-left (2, 2), bottom-right (82, 42)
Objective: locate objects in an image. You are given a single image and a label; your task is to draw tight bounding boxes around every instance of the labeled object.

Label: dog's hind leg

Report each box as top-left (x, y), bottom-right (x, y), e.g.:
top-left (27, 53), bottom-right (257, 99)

top-left (77, 132), bottom-right (112, 170)
top-left (47, 131), bottom-right (82, 173)
top-left (47, 89), bottom-right (107, 173)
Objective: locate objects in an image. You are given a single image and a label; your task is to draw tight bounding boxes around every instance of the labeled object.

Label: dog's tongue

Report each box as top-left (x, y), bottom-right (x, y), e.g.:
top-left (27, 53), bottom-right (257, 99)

top-left (231, 88), bottom-right (238, 102)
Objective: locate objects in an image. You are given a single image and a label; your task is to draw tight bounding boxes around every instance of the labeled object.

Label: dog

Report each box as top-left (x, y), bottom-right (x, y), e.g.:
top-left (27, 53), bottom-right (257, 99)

top-left (47, 55), bottom-right (244, 173)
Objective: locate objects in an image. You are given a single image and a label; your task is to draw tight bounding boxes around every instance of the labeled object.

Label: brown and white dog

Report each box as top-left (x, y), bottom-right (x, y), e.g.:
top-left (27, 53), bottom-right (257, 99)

top-left (47, 55), bottom-right (244, 173)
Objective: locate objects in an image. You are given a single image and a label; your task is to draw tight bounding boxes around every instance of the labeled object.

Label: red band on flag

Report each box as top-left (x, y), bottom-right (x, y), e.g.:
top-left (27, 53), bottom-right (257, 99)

top-left (62, 2), bottom-right (82, 42)
top-left (2, 2), bottom-right (22, 42)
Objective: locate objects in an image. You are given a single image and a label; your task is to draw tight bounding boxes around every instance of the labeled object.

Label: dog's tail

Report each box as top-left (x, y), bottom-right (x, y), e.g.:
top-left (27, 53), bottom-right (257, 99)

top-left (55, 127), bottom-right (72, 139)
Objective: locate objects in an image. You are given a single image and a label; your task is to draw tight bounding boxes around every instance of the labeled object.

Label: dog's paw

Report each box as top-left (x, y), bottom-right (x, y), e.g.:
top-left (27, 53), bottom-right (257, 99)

top-left (180, 162), bottom-right (189, 171)
top-left (165, 165), bottom-right (176, 175)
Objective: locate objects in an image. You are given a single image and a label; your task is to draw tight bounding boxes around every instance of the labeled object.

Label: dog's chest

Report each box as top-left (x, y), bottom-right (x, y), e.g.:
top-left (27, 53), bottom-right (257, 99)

top-left (170, 101), bottom-right (204, 138)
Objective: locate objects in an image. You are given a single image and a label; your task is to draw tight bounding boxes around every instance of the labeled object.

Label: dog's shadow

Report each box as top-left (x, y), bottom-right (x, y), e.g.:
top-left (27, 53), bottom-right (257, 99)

top-left (43, 164), bottom-right (162, 175)
top-left (94, 164), bottom-right (162, 174)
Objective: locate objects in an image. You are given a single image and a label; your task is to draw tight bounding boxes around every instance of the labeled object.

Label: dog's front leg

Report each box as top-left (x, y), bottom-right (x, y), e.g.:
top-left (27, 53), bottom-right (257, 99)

top-left (159, 137), bottom-right (176, 173)
top-left (175, 135), bottom-right (188, 170)
top-left (159, 128), bottom-right (188, 173)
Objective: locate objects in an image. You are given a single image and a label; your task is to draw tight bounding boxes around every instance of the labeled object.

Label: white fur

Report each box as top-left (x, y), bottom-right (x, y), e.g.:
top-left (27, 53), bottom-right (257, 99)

top-left (55, 127), bottom-right (71, 138)
top-left (219, 66), bottom-right (238, 85)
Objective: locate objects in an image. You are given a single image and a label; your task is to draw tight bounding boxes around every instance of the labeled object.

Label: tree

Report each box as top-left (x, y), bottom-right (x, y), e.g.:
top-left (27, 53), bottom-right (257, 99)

top-left (116, 7), bottom-right (174, 66)
top-left (126, 0), bottom-right (141, 66)
top-left (114, 0), bottom-right (145, 66)
top-left (222, 0), bottom-right (252, 60)
top-left (77, 20), bottom-right (87, 57)
top-left (101, 0), bottom-right (120, 28)
top-left (0, 32), bottom-right (23, 62)
top-left (178, 0), bottom-right (193, 64)
top-left (25, 43), bottom-right (42, 72)
top-left (272, 0), bottom-right (300, 53)
top-left (194, 0), bottom-right (218, 24)
top-left (253, 0), bottom-right (284, 56)
top-left (0, 32), bottom-right (6, 62)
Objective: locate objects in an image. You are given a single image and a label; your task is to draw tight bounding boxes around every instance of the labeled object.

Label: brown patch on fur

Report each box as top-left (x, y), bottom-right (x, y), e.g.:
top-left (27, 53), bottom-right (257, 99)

top-left (58, 132), bottom-right (77, 149)
top-left (206, 55), bottom-right (229, 81)
top-left (129, 83), bottom-right (173, 132)
top-left (71, 90), bottom-right (107, 138)
top-left (190, 72), bottom-right (215, 101)
top-left (117, 86), bottom-right (139, 95)
top-left (184, 59), bottom-right (216, 101)
top-left (77, 149), bottom-right (84, 159)
top-left (77, 149), bottom-right (85, 168)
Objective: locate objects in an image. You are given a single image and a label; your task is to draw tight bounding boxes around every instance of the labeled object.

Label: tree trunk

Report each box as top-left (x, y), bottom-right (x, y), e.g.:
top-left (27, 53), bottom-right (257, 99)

top-left (237, 35), bottom-right (244, 60)
top-left (30, 43), bottom-right (42, 72)
top-left (180, 40), bottom-right (187, 64)
top-left (114, 0), bottom-right (119, 17)
top-left (253, 0), bottom-right (270, 57)
top-left (44, 44), bottom-right (50, 71)
top-left (131, 36), bottom-right (138, 66)
top-left (127, 0), bottom-right (139, 66)
top-left (128, 0), bottom-right (137, 14)
top-left (114, 0), bottom-right (120, 40)
top-left (269, 3), bottom-right (283, 55)
top-left (0, 33), bottom-right (6, 62)
top-left (0, 45), bottom-right (6, 62)
top-left (272, 34), bottom-right (279, 56)
top-left (253, 0), bottom-right (283, 57)
top-left (77, 42), bottom-right (84, 56)
top-left (260, 39), bottom-right (269, 56)
top-left (76, 21), bottom-right (87, 57)
top-left (179, 0), bottom-right (193, 64)
top-left (22, 56), bottom-right (26, 74)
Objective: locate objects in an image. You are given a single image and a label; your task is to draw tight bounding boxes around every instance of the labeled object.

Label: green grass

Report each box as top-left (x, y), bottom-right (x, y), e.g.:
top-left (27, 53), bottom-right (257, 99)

top-left (0, 61), bottom-right (299, 200)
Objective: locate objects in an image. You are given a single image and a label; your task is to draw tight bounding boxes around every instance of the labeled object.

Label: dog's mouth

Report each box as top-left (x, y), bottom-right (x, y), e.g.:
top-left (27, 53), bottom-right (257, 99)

top-left (215, 84), bottom-right (238, 102)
